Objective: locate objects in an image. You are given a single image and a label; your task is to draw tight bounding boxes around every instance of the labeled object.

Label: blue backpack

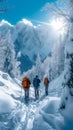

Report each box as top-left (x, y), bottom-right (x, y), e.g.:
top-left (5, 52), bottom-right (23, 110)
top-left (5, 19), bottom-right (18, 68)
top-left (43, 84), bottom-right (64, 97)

top-left (33, 77), bottom-right (40, 88)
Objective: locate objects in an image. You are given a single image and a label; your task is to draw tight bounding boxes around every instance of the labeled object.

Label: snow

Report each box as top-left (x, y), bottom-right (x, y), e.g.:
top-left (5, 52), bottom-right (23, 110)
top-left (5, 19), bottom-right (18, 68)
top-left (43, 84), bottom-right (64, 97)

top-left (0, 2), bottom-right (73, 129)
top-left (49, 72), bottom-right (64, 97)
top-left (21, 19), bottom-right (33, 26)
top-left (0, 32), bottom-right (72, 130)
top-left (0, 73), bottom-right (18, 114)
top-left (0, 69), bottom-right (73, 130)
top-left (0, 91), bottom-right (16, 113)
top-left (0, 70), bottom-right (63, 130)
top-left (0, 18), bottom-right (60, 67)
top-left (0, 17), bottom-right (73, 130)
top-left (33, 97), bottom-right (62, 130)
top-left (42, 97), bottom-right (60, 113)
top-left (0, 20), bottom-right (14, 27)
top-left (65, 40), bottom-right (73, 54)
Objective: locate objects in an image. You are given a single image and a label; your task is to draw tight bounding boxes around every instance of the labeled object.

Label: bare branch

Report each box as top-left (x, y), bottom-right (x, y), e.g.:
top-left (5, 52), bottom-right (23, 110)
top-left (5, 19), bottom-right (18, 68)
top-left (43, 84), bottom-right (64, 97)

top-left (42, 1), bottom-right (70, 22)
top-left (53, 3), bottom-right (70, 21)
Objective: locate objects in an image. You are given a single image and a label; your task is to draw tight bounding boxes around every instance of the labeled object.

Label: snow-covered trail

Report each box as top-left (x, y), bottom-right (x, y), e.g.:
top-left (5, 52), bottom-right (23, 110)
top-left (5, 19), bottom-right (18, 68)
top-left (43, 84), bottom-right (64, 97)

top-left (13, 88), bottom-right (61, 130)
top-left (9, 78), bottom-right (62, 130)
top-left (0, 71), bottom-right (63, 130)
top-left (15, 77), bottom-right (61, 130)
top-left (14, 96), bottom-right (50, 130)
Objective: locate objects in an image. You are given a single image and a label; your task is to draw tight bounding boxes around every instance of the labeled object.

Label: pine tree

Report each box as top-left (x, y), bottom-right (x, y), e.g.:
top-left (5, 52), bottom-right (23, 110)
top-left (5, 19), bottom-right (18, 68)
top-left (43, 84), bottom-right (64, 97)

top-left (64, 0), bottom-right (73, 95)
top-left (0, 31), bottom-right (20, 78)
top-left (50, 35), bottom-right (65, 80)
top-left (35, 53), bottom-right (42, 79)
top-left (60, 0), bottom-right (73, 110)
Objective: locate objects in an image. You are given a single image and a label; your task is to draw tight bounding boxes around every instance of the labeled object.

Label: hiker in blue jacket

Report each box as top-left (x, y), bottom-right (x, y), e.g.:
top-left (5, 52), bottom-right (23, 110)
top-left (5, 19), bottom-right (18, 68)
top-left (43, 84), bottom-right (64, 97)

top-left (33, 75), bottom-right (41, 100)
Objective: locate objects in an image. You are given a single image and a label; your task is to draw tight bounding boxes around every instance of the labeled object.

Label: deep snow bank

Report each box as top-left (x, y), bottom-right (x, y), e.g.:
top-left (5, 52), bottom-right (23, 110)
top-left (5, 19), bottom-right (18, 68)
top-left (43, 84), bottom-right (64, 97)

top-left (32, 97), bottom-right (62, 130)
top-left (0, 71), bottom-right (21, 114)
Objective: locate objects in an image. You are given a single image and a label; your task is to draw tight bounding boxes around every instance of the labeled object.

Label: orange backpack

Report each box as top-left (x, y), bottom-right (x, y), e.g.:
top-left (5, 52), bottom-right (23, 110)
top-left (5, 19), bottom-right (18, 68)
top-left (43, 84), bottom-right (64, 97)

top-left (22, 77), bottom-right (30, 89)
top-left (44, 77), bottom-right (49, 86)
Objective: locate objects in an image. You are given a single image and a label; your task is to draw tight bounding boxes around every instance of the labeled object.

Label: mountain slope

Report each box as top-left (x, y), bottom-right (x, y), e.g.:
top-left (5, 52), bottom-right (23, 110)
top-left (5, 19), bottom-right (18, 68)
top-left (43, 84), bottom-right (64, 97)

top-left (0, 19), bottom-right (59, 72)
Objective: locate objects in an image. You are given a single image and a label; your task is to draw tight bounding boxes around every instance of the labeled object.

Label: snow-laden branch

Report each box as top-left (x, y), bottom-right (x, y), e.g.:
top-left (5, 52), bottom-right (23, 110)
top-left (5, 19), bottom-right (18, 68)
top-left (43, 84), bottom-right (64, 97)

top-left (42, 2), bottom-right (70, 22)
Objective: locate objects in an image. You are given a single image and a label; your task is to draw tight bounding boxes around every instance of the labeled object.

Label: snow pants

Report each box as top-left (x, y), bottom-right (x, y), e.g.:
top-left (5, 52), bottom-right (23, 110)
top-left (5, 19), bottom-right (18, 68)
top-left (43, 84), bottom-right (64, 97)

top-left (45, 86), bottom-right (48, 96)
top-left (25, 89), bottom-right (29, 99)
top-left (35, 88), bottom-right (39, 99)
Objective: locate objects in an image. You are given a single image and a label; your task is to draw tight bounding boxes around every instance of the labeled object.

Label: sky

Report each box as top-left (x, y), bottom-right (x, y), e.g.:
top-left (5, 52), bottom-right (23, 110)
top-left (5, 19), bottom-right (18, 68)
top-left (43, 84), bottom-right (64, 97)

top-left (0, 0), bottom-right (56, 25)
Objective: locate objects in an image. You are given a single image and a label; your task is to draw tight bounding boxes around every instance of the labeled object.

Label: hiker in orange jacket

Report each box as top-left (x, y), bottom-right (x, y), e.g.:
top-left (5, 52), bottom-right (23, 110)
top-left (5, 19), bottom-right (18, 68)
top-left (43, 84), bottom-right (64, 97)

top-left (44, 77), bottom-right (49, 96)
top-left (22, 76), bottom-right (31, 99)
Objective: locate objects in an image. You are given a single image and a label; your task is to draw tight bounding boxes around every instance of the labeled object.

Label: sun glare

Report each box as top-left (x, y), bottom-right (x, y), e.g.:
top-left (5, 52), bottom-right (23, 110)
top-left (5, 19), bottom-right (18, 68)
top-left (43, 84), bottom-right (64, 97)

top-left (51, 18), bottom-right (64, 32)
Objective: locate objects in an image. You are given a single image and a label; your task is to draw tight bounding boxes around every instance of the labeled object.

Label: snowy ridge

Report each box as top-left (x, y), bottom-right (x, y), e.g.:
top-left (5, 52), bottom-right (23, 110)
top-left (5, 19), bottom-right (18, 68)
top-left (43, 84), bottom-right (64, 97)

top-left (0, 20), bottom-right (14, 27)
top-left (0, 19), bottom-right (58, 63)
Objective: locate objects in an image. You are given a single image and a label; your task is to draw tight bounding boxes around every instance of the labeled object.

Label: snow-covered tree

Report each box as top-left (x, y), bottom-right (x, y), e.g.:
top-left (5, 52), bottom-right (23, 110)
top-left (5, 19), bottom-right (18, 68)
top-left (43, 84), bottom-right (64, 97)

top-left (35, 53), bottom-right (45, 80)
top-left (23, 54), bottom-right (47, 82)
top-left (0, 31), bottom-right (20, 78)
top-left (50, 35), bottom-right (65, 80)
top-left (0, 35), bottom-right (6, 70)
top-left (35, 54), bottom-right (42, 78)
top-left (60, 0), bottom-right (73, 104)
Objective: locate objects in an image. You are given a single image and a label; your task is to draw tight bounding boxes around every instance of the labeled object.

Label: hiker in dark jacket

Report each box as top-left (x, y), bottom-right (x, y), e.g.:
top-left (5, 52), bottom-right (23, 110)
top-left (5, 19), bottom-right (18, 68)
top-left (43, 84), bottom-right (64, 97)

top-left (33, 75), bottom-right (41, 100)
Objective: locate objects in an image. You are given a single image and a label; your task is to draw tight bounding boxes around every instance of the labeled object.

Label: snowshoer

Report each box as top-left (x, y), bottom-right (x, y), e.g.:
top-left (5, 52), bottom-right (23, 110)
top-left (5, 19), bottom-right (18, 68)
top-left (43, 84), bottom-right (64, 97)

top-left (22, 76), bottom-right (31, 99)
top-left (44, 77), bottom-right (49, 96)
top-left (33, 75), bottom-right (40, 100)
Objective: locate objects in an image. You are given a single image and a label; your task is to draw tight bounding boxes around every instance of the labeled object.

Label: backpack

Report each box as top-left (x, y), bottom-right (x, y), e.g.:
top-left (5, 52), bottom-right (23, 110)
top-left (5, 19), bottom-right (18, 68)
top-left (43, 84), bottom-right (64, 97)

top-left (33, 77), bottom-right (40, 88)
top-left (44, 77), bottom-right (49, 86)
top-left (22, 77), bottom-right (30, 89)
